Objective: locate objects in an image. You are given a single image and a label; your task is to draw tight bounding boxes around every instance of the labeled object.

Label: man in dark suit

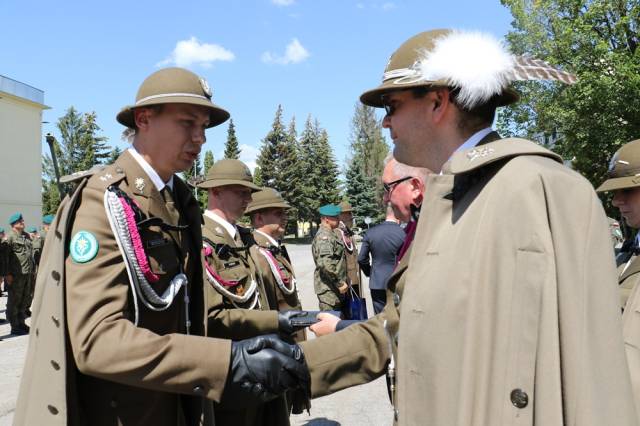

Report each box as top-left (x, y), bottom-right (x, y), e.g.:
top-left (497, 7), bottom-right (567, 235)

top-left (358, 205), bottom-right (404, 314)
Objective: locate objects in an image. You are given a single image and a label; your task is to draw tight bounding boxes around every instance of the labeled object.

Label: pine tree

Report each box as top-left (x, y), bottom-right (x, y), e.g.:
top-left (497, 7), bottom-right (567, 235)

top-left (253, 166), bottom-right (263, 187)
top-left (345, 157), bottom-right (379, 227)
top-left (203, 150), bottom-right (215, 175)
top-left (182, 155), bottom-right (206, 210)
top-left (106, 146), bottom-right (122, 164)
top-left (257, 105), bottom-right (287, 188)
top-left (223, 119), bottom-right (241, 159)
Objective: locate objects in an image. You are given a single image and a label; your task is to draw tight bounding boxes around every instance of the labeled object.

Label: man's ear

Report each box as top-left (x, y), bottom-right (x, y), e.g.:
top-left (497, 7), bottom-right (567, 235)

top-left (431, 88), bottom-right (452, 124)
top-left (134, 108), bottom-right (153, 131)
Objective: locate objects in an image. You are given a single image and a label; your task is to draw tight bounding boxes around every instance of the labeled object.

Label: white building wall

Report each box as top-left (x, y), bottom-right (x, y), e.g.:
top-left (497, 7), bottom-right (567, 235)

top-left (0, 77), bottom-right (47, 232)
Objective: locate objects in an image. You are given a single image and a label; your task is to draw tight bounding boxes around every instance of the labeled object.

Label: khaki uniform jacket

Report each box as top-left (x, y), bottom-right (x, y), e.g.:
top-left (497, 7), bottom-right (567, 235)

top-left (621, 256), bottom-right (640, 417)
top-left (15, 151), bottom-right (230, 426)
top-left (395, 135), bottom-right (636, 425)
top-left (335, 227), bottom-right (361, 292)
top-left (202, 218), bottom-right (286, 426)
top-left (6, 229), bottom-right (34, 276)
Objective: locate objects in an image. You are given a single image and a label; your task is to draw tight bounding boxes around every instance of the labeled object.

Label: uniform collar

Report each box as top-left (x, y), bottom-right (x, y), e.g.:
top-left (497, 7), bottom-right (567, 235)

top-left (204, 210), bottom-right (237, 239)
top-left (455, 127), bottom-right (494, 154)
top-left (255, 229), bottom-right (279, 247)
top-left (128, 147), bottom-right (174, 191)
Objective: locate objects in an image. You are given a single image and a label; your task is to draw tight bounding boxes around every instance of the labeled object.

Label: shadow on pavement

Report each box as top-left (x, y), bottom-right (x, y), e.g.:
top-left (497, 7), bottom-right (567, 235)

top-left (299, 419), bottom-right (340, 426)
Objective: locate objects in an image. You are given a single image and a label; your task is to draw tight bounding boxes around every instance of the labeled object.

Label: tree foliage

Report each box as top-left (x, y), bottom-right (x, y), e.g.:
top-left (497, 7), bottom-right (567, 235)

top-left (224, 118), bottom-right (241, 159)
top-left (498, 0), bottom-right (640, 208)
top-left (42, 107), bottom-right (110, 212)
top-left (203, 150), bottom-right (215, 175)
top-left (345, 103), bottom-right (389, 224)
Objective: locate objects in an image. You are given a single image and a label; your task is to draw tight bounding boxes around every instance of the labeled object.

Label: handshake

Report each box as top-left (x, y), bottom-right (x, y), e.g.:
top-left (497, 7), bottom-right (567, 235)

top-left (222, 311), bottom-right (313, 406)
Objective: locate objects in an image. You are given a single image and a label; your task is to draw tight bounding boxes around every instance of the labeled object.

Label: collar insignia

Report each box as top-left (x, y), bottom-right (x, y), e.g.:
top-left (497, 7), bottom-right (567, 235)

top-left (135, 177), bottom-right (146, 191)
top-left (467, 147), bottom-right (495, 162)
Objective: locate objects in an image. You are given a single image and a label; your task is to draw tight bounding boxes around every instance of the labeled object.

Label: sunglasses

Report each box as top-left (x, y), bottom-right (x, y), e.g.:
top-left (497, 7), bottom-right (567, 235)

top-left (383, 176), bottom-right (412, 193)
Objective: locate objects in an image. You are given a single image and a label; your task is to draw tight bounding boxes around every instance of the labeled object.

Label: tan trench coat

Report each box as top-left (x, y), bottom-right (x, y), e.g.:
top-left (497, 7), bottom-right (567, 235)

top-left (621, 256), bottom-right (640, 417)
top-left (303, 135), bottom-right (638, 425)
top-left (14, 151), bottom-right (231, 426)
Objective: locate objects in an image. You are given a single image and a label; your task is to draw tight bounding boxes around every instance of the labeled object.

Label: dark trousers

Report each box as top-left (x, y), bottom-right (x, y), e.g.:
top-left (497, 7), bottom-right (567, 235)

top-left (370, 289), bottom-right (387, 315)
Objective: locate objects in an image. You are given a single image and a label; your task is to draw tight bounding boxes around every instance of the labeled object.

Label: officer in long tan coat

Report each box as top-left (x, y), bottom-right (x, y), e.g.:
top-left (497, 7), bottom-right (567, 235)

top-left (597, 139), bottom-right (640, 416)
top-left (197, 162), bottom-right (306, 426)
top-left (14, 67), bottom-right (308, 426)
top-left (299, 29), bottom-right (637, 425)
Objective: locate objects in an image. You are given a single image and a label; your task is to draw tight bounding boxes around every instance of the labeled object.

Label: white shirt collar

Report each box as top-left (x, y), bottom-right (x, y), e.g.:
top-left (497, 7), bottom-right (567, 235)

top-left (455, 127), bottom-right (494, 154)
top-left (255, 229), bottom-right (279, 247)
top-left (204, 210), bottom-right (237, 240)
top-left (128, 147), bottom-right (174, 191)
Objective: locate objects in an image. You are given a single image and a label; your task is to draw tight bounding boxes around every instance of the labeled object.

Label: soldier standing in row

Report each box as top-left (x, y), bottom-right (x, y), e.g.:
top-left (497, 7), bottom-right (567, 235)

top-left (0, 228), bottom-right (7, 298)
top-left (5, 213), bottom-right (34, 335)
top-left (247, 188), bottom-right (310, 420)
top-left (197, 160), bottom-right (305, 425)
top-left (41, 214), bottom-right (54, 242)
top-left (15, 67), bottom-right (307, 426)
top-left (597, 139), bottom-right (640, 416)
top-left (311, 204), bottom-right (347, 311)
top-left (336, 201), bottom-right (362, 297)
top-left (26, 225), bottom-right (42, 317)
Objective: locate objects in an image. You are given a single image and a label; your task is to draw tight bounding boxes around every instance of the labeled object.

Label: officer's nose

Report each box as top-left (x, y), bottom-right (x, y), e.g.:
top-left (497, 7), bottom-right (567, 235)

top-left (192, 128), bottom-right (206, 145)
top-left (382, 115), bottom-right (391, 128)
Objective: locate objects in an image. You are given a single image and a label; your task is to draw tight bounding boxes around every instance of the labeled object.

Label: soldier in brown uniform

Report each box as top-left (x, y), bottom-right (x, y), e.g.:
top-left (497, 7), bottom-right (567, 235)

top-left (197, 162), bottom-right (307, 426)
top-left (597, 139), bottom-right (640, 416)
top-left (14, 67), bottom-right (308, 426)
top-left (298, 29), bottom-right (637, 426)
top-left (335, 201), bottom-right (362, 297)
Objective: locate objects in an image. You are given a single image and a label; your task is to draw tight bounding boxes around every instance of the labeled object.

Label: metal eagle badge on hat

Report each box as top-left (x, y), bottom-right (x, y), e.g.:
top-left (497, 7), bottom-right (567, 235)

top-left (70, 230), bottom-right (99, 263)
top-left (199, 77), bottom-right (212, 99)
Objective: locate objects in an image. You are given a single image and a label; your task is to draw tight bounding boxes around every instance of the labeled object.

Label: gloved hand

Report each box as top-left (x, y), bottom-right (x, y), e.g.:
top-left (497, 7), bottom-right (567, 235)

top-left (278, 310), bottom-right (306, 336)
top-left (223, 334), bottom-right (310, 406)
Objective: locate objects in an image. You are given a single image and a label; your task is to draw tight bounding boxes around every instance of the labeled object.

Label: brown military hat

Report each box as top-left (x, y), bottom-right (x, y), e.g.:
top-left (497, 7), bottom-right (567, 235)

top-left (196, 159), bottom-right (261, 191)
top-left (360, 29), bottom-right (519, 109)
top-left (597, 139), bottom-right (640, 192)
top-left (117, 67), bottom-right (230, 128)
top-left (339, 201), bottom-right (353, 213)
top-left (245, 188), bottom-right (291, 215)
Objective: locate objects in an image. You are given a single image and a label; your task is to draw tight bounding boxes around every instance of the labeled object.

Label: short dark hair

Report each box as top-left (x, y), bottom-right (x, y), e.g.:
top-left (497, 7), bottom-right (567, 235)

top-left (412, 86), bottom-right (497, 134)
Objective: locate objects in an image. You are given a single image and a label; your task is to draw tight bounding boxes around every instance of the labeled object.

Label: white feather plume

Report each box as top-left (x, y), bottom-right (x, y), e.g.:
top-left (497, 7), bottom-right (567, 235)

top-left (417, 30), bottom-right (515, 109)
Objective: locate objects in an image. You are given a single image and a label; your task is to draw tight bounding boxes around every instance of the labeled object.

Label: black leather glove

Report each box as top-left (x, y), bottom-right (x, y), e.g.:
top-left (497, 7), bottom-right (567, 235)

top-left (278, 310), bottom-right (306, 336)
top-left (223, 334), bottom-right (310, 406)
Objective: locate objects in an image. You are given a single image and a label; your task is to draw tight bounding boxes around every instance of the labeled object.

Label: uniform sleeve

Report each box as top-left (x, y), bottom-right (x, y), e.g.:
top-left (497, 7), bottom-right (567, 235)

top-left (65, 184), bottom-right (232, 402)
top-left (357, 234), bottom-right (371, 277)
top-left (205, 282), bottom-right (279, 340)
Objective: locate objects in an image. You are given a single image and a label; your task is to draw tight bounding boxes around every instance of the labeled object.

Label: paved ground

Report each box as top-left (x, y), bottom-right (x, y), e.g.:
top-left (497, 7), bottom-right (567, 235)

top-left (0, 243), bottom-right (392, 425)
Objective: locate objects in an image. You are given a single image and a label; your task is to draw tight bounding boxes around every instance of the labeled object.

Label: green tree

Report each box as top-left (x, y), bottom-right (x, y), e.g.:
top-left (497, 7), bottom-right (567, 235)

top-left (182, 155), bottom-right (206, 210)
top-left (253, 166), bottom-right (263, 187)
top-left (106, 146), bottom-right (122, 164)
top-left (498, 0), bottom-right (640, 216)
top-left (203, 150), bottom-right (215, 175)
top-left (42, 107), bottom-right (110, 212)
top-left (345, 156), bottom-right (379, 227)
top-left (224, 118), bottom-right (241, 159)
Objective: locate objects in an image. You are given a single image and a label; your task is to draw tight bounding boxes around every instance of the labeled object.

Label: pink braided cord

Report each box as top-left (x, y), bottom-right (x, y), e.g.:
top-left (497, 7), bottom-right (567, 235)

top-left (118, 196), bottom-right (160, 283)
top-left (202, 246), bottom-right (239, 287)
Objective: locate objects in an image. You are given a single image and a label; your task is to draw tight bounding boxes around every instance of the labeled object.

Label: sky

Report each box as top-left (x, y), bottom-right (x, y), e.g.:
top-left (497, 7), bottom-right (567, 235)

top-left (1, 0), bottom-right (514, 173)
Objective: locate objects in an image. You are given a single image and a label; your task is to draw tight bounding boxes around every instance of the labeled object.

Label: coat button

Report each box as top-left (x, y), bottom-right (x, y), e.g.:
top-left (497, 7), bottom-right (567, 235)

top-left (393, 293), bottom-right (400, 307)
top-left (110, 399), bottom-right (118, 408)
top-left (510, 389), bottom-right (528, 408)
top-left (193, 385), bottom-right (205, 395)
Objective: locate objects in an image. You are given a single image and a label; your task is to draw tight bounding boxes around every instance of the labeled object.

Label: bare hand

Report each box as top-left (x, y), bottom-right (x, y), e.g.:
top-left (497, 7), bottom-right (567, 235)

top-left (310, 312), bottom-right (340, 337)
top-left (338, 283), bottom-right (348, 294)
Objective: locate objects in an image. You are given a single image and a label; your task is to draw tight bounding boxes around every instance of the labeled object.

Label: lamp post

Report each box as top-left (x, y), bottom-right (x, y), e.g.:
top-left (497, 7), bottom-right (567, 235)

top-left (45, 133), bottom-right (64, 201)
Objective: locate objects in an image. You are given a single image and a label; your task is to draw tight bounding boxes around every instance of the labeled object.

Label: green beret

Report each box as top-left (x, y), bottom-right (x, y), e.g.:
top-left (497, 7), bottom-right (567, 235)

top-left (318, 204), bottom-right (342, 217)
top-left (9, 212), bottom-right (23, 225)
top-left (26, 226), bottom-right (37, 233)
top-left (43, 214), bottom-right (54, 225)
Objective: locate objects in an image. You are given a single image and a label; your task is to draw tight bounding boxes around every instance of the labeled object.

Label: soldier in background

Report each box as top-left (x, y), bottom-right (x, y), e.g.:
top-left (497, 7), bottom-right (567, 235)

top-left (5, 213), bottom-right (34, 335)
top-left (246, 187), bottom-right (310, 419)
top-left (312, 204), bottom-right (347, 311)
top-left (0, 227), bottom-right (6, 298)
top-left (197, 160), bottom-right (305, 426)
top-left (336, 201), bottom-right (362, 297)
top-left (25, 225), bottom-right (42, 317)
top-left (41, 214), bottom-right (54, 242)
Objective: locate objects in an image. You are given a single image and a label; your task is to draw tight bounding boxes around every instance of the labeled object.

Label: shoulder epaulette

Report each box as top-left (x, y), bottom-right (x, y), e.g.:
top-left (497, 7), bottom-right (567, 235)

top-left (86, 163), bottom-right (126, 190)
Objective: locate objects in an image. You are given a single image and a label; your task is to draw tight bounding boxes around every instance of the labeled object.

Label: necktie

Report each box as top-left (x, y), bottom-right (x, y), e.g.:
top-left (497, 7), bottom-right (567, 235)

top-left (161, 186), bottom-right (180, 226)
top-left (397, 219), bottom-right (417, 264)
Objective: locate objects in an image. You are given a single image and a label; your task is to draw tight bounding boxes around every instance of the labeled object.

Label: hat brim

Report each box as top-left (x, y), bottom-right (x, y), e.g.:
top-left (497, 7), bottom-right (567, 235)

top-left (117, 96), bottom-right (230, 129)
top-left (196, 179), bottom-right (261, 192)
top-left (596, 176), bottom-right (640, 192)
top-left (245, 202), bottom-right (291, 215)
top-left (360, 80), bottom-right (519, 108)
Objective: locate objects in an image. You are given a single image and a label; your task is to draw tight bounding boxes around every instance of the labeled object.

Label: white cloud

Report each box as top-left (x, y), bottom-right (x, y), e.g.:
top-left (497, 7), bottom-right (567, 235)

top-left (272, 0), bottom-right (295, 5)
top-left (381, 2), bottom-right (396, 10)
top-left (158, 37), bottom-right (235, 68)
top-left (261, 38), bottom-right (310, 65)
